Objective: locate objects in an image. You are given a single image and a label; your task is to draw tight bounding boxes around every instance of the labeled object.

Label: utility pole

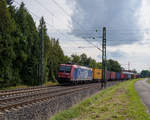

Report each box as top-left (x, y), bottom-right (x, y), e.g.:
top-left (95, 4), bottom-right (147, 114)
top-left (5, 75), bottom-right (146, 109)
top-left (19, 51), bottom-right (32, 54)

top-left (41, 28), bottom-right (44, 84)
top-left (101, 27), bottom-right (107, 88)
top-left (39, 18), bottom-right (45, 85)
top-left (128, 62), bottom-right (130, 71)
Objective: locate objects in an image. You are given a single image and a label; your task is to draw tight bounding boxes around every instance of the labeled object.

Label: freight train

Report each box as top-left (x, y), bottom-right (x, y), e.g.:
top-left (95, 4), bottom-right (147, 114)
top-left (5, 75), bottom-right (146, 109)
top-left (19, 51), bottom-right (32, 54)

top-left (58, 64), bottom-right (138, 84)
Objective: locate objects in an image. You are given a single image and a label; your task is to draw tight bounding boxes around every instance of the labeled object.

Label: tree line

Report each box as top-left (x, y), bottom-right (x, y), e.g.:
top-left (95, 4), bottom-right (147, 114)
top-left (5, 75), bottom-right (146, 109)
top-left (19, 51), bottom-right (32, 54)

top-left (140, 70), bottom-right (150, 78)
top-left (0, 0), bottom-right (67, 88)
top-left (0, 0), bottom-right (123, 88)
top-left (65, 54), bottom-right (122, 72)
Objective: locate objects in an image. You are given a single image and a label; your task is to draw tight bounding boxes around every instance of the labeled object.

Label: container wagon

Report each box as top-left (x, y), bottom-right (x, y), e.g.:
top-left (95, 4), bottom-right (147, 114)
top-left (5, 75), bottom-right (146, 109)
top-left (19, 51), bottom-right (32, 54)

top-left (110, 72), bottom-right (116, 80)
top-left (120, 73), bottom-right (125, 80)
top-left (106, 71), bottom-right (111, 81)
top-left (116, 72), bottom-right (121, 80)
top-left (92, 68), bottom-right (102, 82)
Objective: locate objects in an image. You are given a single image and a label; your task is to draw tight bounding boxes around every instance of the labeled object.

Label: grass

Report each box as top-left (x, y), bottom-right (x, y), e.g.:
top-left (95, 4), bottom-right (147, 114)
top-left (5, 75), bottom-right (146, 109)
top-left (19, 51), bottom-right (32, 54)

top-left (0, 85), bottom-right (28, 90)
top-left (147, 79), bottom-right (150, 84)
top-left (0, 81), bottom-right (58, 91)
top-left (51, 79), bottom-right (150, 120)
top-left (43, 81), bottom-right (58, 86)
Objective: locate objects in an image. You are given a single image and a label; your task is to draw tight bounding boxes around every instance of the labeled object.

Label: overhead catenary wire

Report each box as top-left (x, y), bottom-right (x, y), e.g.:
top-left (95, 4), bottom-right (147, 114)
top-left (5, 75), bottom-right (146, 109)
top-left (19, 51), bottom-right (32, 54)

top-left (51, 0), bottom-right (103, 51)
top-left (13, 1), bottom-right (149, 51)
top-left (33, 0), bottom-right (95, 50)
top-left (50, 1), bottom-right (148, 46)
top-left (12, 2), bottom-right (150, 46)
top-left (13, 0), bottom-right (92, 54)
top-left (34, 0), bottom-right (103, 51)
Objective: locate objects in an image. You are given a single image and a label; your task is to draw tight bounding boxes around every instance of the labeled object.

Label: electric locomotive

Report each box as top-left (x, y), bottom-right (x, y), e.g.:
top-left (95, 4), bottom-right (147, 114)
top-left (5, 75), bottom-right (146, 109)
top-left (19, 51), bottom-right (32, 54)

top-left (58, 64), bottom-right (93, 84)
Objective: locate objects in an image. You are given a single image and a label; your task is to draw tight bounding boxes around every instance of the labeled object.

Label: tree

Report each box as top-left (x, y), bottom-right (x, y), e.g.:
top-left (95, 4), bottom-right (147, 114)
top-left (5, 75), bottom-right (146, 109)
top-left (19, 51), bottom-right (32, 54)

top-left (64, 56), bottom-right (71, 63)
top-left (15, 3), bottom-right (40, 85)
top-left (80, 53), bottom-right (88, 66)
top-left (71, 54), bottom-right (80, 64)
top-left (0, 0), bottom-right (17, 87)
top-left (132, 69), bottom-right (137, 73)
top-left (5, 0), bottom-right (13, 5)
top-left (141, 70), bottom-right (150, 78)
top-left (0, 1), bottom-right (66, 87)
top-left (106, 59), bottom-right (122, 72)
top-left (70, 53), bottom-right (102, 69)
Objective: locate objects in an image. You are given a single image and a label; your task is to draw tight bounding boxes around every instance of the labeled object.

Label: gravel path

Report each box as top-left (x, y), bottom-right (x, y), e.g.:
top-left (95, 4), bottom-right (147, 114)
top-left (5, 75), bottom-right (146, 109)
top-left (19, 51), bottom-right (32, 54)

top-left (135, 78), bottom-right (150, 113)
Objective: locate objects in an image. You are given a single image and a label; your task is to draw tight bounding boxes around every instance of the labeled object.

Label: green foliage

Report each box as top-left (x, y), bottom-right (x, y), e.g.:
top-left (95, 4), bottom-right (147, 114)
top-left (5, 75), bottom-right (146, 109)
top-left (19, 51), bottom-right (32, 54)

top-left (68, 54), bottom-right (121, 72)
top-left (0, 0), bottom-right (17, 88)
top-left (14, 3), bottom-right (41, 86)
top-left (70, 53), bottom-right (102, 69)
top-left (38, 17), bottom-right (66, 83)
top-left (147, 79), bottom-right (150, 84)
top-left (0, 1), bottom-right (66, 88)
top-left (141, 70), bottom-right (150, 78)
top-left (5, 0), bottom-right (13, 5)
top-left (106, 59), bottom-right (122, 72)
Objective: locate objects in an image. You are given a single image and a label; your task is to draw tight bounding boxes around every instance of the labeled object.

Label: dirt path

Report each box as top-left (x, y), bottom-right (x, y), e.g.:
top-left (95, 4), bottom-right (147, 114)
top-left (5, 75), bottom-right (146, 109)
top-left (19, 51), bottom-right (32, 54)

top-left (135, 78), bottom-right (150, 113)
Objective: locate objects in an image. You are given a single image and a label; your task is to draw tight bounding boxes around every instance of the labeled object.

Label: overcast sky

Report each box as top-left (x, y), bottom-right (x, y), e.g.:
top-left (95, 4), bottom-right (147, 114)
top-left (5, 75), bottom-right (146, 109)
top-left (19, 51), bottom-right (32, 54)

top-left (14, 0), bottom-right (150, 72)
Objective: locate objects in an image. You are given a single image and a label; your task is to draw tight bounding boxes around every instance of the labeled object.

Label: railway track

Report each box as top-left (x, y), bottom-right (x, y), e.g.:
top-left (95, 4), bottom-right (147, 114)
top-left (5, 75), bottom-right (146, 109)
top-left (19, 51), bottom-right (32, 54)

top-left (0, 85), bottom-right (61, 97)
top-left (0, 81), bottom-right (120, 112)
top-left (0, 83), bottom-right (99, 111)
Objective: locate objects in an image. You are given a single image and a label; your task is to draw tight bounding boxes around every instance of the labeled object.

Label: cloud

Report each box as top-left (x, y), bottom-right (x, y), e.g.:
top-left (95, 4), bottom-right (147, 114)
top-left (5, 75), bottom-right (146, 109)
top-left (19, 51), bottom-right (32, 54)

top-left (67, 0), bottom-right (143, 46)
top-left (108, 50), bottom-right (127, 59)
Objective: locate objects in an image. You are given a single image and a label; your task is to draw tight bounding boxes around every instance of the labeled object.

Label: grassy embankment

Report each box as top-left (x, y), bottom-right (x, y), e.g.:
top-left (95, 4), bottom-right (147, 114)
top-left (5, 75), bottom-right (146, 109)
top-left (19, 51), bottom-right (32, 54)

top-left (51, 79), bottom-right (150, 120)
top-left (0, 81), bottom-right (58, 90)
top-left (147, 79), bottom-right (150, 84)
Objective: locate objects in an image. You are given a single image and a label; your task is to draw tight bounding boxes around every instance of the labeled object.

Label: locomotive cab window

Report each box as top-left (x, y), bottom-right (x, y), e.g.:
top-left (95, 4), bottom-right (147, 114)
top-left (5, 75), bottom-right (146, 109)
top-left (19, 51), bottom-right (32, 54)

top-left (59, 66), bottom-right (72, 73)
top-left (66, 66), bottom-right (72, 73)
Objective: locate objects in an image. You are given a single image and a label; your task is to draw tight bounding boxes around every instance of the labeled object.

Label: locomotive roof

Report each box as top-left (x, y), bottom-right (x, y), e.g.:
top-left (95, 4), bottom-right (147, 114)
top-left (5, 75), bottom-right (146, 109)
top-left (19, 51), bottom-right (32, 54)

top-left (60, 64), bottom-right (92, 70)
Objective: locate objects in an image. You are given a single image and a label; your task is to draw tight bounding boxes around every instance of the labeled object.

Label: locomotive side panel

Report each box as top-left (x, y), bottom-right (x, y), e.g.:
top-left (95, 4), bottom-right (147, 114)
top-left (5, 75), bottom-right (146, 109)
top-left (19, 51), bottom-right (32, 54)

top-left (72, 66), bottom-right (93, 82)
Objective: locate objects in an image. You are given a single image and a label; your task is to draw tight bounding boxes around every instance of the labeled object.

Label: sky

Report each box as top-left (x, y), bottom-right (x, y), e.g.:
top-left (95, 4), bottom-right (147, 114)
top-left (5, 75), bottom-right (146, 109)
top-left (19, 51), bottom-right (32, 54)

top-left (14, 0), bottom-right (150, 72)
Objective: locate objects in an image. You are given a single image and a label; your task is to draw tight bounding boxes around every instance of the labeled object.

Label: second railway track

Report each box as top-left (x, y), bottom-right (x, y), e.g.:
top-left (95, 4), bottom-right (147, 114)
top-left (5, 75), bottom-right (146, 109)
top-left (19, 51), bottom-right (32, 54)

top-left (0, 83), bottom-right (99, 111)
top-left (0, 81), bottom-right (120, 112)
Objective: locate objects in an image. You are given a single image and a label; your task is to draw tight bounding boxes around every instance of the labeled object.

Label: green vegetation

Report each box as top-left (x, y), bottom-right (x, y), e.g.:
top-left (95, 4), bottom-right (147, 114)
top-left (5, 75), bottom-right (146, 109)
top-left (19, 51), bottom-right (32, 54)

top-left (70, 54), bottom-right (102, 68)
top-left (43, 81), bottom-right (58, 86)
top-left (0, 1), bottom-right (66, 88)
top-left (0, 85), bottom-right (28, 90)
top-left (106, 59), bottom-right (122, 72)
top-left (68, 54), bottom-right (122, 72)
top-left (0, 81), bottom-right (57, 90)
top-left (147, 79), bottom-right (150, 84)
top-left (141, 70), bottom-right (150, 78)
top-left (51, 79), bottom-right (150, 120)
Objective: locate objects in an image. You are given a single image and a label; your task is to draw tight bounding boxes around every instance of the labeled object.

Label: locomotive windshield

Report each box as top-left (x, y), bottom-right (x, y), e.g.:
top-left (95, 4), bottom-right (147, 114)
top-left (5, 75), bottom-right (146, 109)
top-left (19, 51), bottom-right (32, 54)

top-left (59, 66), bottom-right (72, 73)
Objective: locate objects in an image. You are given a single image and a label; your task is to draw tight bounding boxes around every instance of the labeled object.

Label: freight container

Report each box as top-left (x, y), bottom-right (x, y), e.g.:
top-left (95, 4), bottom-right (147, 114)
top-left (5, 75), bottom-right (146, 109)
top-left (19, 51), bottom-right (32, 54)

top-left (93, 68), bottom-right (102, 81)
top-left (116, 72), bottom-right (121, 80)
top-left (106, 71), bottom-right (111, 81)
top-left (131, 74), bottom-right (134, 79)
top-left (133, 74), bottom-right (136, 79)
top-left (110, 72), bottom-right (116, 80)
top-left (121, 73), bottom-right (125, 80)
top-left (124, 73), bottom-right (128, 80)
top-left (128, 74), bottom-right (132, 79)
